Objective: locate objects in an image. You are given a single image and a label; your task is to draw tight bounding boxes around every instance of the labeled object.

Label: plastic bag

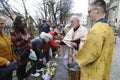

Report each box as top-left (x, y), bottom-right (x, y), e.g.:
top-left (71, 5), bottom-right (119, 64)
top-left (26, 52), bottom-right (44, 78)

top-left (29, 51), bottom-right (37, 61)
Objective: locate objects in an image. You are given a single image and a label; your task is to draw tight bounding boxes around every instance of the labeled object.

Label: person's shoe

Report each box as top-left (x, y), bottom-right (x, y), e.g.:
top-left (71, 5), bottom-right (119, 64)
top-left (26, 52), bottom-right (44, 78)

top-left (37, 68), bottom-right (44, 72)
top-left (31, 73), bottom-right (40, 77)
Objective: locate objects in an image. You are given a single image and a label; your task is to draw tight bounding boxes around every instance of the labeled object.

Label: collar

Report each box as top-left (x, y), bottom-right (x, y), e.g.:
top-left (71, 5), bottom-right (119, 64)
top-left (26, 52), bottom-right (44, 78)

top-left (95, 18), bottom-right (107, 23)
top-left (74, 25), bottom-right (80, 32)
top-left (0, 31), bottom-right (2, 35)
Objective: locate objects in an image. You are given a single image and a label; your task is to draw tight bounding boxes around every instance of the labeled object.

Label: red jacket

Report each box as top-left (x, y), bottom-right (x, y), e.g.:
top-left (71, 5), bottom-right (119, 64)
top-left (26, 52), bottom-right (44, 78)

top-left (49, 31), bottom-right (57, 39)
top-left (43, 31), bottom-right (59, 52)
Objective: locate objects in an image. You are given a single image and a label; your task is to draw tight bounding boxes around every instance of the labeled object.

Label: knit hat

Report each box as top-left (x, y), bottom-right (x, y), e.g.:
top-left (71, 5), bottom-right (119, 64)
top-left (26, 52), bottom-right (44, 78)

top-left (40, 32), bottom-right (52, 42)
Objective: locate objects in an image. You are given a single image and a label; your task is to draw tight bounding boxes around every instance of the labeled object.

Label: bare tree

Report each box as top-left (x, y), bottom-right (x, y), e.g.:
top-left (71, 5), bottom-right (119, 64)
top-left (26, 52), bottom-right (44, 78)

top-left (46, 0), bottom-right (61, 22)
top-left (21, 0), bottom-right (28, 20)
top-left (35, 0), bottom-right (73, 23)
top-left (0, 0), bottom-right (17, 20)
top-left (59, 0), bottom-right (72, 24)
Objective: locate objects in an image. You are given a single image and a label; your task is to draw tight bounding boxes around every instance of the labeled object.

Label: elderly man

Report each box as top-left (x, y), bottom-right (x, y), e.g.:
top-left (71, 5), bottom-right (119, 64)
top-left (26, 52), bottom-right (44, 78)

top-left (61, 15), bottom-right (88, 80)
top-left (0, 17), bottom-right (16, 80)
top-left (75, 0), bottom-right (114, 80)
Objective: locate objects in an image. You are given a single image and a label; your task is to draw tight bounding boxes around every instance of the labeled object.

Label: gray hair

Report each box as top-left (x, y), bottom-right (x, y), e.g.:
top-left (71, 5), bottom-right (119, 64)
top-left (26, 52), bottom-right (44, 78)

top-left (70, 15), bottom-right (80, 21)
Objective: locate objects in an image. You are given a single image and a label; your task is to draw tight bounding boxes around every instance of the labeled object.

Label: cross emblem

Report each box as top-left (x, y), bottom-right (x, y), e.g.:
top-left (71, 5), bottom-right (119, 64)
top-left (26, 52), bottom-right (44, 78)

top-left (94, 65), bottom-right (100, 72)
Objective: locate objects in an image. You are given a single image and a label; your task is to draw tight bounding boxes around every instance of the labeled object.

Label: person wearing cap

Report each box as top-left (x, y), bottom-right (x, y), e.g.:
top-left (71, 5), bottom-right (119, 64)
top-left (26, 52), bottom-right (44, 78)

top-left (29, 32), bottom-right (53, 77)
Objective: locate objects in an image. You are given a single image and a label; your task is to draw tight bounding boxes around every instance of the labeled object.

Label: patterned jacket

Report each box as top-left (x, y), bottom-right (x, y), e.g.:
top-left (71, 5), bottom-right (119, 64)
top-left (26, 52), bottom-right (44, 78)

top-left (10, 28), bottom-right (32, 65)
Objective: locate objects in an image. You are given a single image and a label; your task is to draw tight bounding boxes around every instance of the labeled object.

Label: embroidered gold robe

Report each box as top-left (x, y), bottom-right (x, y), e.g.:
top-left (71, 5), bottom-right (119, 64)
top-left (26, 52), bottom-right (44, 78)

top-left (76, 22), bottom-right (114, 80)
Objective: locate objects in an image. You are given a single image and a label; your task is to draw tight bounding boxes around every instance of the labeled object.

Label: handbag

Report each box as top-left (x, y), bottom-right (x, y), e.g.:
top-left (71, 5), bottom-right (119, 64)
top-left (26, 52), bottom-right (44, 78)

top-left (0, 61), bottom-right (17, 78)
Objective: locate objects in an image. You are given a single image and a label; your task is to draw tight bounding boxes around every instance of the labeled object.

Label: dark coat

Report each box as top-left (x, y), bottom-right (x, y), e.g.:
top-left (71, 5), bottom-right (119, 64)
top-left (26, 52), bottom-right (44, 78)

top-left (41, 23), bottom-right (50, 33)
top-left (31, 36), bottom-right (46, 59)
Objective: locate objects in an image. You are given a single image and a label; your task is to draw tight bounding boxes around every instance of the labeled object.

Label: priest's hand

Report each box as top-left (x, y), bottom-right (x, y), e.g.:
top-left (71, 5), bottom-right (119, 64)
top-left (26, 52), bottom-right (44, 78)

top-left (70, 42), bottom-right (77, 48)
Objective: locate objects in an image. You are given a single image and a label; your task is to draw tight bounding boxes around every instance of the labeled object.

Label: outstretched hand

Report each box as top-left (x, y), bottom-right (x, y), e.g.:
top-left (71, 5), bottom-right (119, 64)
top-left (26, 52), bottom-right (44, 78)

top-left (70, 42), bottom-right (77, 48)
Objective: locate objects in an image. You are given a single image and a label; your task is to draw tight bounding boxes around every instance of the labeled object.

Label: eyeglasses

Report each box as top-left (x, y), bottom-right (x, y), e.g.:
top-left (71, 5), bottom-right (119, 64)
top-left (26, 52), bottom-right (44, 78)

top-left (88, 8), bottom-right (97, 13)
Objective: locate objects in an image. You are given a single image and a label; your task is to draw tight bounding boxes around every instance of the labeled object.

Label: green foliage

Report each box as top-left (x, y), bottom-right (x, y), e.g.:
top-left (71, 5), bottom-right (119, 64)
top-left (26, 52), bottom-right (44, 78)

top-left (34, 30), bottom-right (39, 37)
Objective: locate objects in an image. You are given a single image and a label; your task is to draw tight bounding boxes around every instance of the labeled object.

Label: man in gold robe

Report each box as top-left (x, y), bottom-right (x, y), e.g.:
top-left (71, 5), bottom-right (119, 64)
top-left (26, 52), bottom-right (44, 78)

top-left (75, 0), bottom-right (114, 80)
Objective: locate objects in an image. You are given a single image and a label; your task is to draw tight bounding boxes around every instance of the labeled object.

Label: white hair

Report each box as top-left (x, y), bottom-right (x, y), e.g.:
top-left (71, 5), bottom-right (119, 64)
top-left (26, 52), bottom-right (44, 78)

top-left (40, 32), bottom-right (52, 42)
top-left (70, 15), bottom-right (80, 21)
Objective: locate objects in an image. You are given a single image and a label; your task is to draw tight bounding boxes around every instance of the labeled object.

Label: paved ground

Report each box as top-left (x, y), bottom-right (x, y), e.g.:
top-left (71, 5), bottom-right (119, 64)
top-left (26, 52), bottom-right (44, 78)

top-left (110, 37), bottom-right (120, 80)
top-left (26, 58), bottom-right (68, 80)
top-left (51, 58), bottom-right (68, 80)
top-left (13, 58), bottom-right (68, 80)
top-left (13, 37), bottom-right (120, 80)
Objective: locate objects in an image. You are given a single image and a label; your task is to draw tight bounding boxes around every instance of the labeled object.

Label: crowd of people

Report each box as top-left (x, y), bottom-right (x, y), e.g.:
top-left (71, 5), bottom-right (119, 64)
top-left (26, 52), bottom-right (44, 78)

top-left (0, 0), bottom-right (115, 80)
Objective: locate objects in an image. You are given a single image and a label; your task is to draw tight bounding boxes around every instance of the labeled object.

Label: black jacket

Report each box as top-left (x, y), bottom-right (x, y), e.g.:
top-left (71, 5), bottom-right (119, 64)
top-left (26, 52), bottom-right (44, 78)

top-left (31, 36), bottom-right (46, 58)
top-left (41, 23), bottom-right (50, 33)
